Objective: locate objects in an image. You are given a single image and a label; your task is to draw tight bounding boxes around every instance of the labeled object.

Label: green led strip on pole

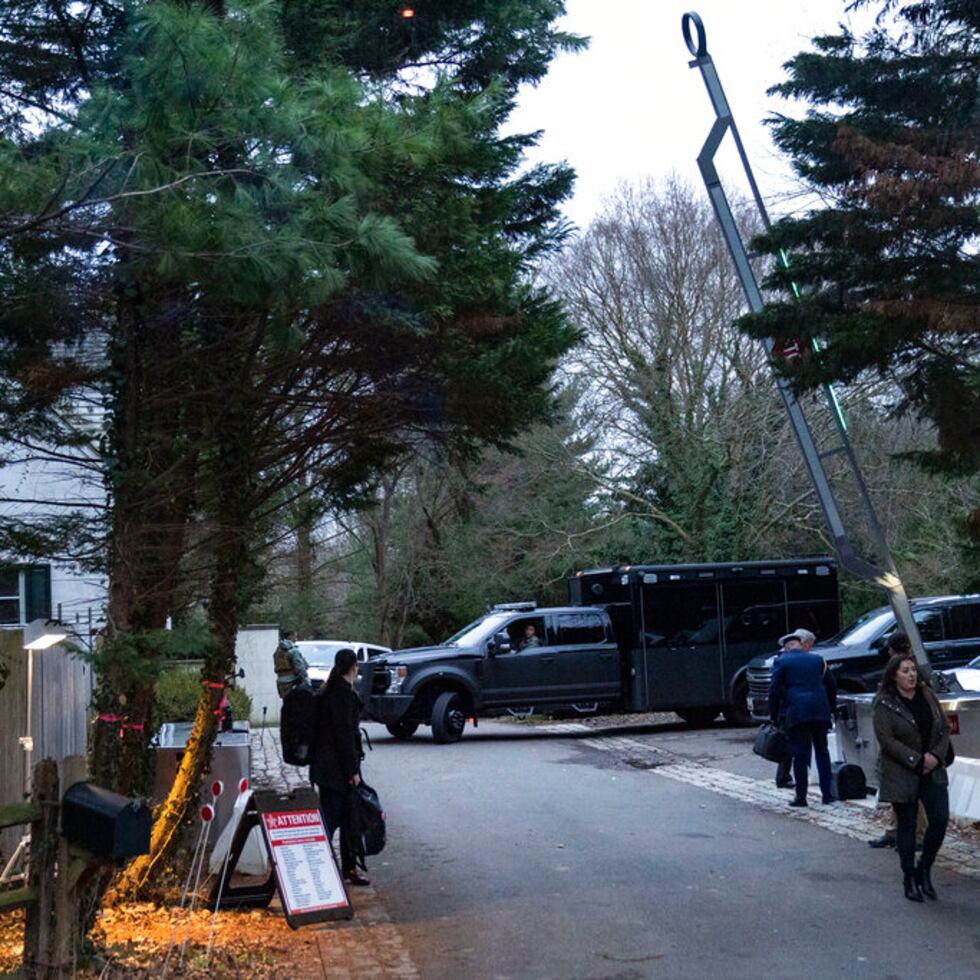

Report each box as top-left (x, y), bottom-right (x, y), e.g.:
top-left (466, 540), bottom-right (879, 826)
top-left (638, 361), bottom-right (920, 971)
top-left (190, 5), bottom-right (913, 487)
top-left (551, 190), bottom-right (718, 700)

top-left (777, 247), bottom-right (848, 433)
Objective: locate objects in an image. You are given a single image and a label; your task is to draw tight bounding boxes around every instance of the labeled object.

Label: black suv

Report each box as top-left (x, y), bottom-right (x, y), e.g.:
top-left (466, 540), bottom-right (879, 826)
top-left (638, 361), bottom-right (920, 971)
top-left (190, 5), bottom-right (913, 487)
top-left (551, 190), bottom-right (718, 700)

top-left (747, 594), bottom-right (980, 720)
top-left (359, 603), bottom-right (621, 743)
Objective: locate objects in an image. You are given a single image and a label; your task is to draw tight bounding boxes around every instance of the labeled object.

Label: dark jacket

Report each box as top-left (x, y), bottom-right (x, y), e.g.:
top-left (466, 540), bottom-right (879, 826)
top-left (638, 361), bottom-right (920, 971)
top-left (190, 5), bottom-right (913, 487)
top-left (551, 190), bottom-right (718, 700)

top-left (872, 684), bottom-right (949, 803)
top-left (769, 650), bottom-right (836, 730)
top-left (310, 672), bottom-right (363, 792)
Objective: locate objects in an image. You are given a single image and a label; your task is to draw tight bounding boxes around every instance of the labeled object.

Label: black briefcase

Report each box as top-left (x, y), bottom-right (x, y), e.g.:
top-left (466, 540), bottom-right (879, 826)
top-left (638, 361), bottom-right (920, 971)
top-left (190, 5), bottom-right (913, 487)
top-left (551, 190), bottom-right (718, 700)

top-left (830, 761), bottom-right (867, 800)
top-left (752, 722), bottom-right (788, 763)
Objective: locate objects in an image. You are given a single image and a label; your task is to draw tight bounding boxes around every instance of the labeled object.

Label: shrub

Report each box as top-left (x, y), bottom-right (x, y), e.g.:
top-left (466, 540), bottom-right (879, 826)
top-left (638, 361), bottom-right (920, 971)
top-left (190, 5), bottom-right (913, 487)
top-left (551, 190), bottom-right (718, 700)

top-left (154, 667), bottom-right (252, 725)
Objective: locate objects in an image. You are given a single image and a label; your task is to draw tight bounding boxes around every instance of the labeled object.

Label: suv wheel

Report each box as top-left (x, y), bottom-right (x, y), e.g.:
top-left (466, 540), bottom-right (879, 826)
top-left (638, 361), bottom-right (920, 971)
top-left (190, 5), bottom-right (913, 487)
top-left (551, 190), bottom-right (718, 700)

top-left (722, 681), bottom-right (752, 727)
top-left (431, 691), bottom-right (466, 744)
top-left (676, 707), bottom-right (719, 728)
top-left (386, 719), bottom-right (419, 740)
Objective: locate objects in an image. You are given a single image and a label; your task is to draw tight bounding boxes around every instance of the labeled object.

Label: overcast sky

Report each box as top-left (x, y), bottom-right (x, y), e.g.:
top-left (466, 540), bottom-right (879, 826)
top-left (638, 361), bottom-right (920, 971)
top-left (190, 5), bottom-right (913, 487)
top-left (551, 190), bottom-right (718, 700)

top-left (507, 0), bottom-right (869, 232)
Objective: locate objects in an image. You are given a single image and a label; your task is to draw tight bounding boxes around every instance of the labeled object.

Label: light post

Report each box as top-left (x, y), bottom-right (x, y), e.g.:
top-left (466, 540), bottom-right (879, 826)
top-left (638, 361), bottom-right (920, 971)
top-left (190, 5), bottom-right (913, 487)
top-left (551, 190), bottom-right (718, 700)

top-left (20, 632), bottom-right (68, 795)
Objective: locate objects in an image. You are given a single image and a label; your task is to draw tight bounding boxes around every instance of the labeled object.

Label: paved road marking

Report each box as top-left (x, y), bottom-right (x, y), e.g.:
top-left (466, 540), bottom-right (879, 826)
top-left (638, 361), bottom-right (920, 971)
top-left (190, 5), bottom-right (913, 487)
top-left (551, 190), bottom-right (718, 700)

top-left (542, 725), bottom-right (980, 881)
top-left (253, 721), bottom-right (980, 901)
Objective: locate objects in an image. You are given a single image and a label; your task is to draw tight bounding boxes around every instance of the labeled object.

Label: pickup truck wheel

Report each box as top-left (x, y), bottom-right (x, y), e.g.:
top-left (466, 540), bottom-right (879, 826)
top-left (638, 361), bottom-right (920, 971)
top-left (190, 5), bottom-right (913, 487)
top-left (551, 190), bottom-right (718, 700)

top-left (431, 691), bottom-right (466, 744)
top-left (723, 682), bottom-right (753, 727)
top-left (676, 707), bottom-right (719, 728)
top-left (386, 719), bottom-right (419, 739)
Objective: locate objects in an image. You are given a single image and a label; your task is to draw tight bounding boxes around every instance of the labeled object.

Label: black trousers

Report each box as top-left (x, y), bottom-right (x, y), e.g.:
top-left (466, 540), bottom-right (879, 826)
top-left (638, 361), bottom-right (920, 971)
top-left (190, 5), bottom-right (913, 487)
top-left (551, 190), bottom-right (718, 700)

top-left (774, 715), bottom-right (792, 786)
top-left (775, 750), bottom-right (793, 787)
top-left (894, 776), bottom-right (948, 875)
top-left (318, 784), bottom-right (356, 875)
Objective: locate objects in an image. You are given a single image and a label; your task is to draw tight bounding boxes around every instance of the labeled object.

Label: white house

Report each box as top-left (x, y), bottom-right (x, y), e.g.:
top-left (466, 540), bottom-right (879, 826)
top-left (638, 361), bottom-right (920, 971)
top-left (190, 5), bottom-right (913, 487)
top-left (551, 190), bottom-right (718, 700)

top-left (0, 420), bottom-right (107, 639)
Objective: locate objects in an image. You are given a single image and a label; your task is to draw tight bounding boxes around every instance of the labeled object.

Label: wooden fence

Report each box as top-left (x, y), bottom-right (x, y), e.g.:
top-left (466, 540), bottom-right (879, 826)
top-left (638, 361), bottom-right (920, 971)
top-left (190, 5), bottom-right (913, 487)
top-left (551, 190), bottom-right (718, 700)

top-left (0, 626), bottom-right (91, 861)
top-left (1, 756), bottom-right (104, 979)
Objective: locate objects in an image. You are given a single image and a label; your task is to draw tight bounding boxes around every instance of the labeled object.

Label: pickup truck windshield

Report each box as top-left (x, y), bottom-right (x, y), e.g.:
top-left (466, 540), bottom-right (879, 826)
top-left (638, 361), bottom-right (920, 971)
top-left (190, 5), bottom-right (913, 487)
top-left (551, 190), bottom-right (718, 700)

top-left (445, 612), bottom-right (511, 648)
top-left (831, 609), bottom-right (892, 647)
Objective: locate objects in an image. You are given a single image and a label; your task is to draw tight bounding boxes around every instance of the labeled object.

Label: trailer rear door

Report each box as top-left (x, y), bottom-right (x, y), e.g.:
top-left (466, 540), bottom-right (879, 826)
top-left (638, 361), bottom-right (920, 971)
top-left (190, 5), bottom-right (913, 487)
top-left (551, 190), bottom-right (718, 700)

top-left (639, 579), bottom-right (725, 707)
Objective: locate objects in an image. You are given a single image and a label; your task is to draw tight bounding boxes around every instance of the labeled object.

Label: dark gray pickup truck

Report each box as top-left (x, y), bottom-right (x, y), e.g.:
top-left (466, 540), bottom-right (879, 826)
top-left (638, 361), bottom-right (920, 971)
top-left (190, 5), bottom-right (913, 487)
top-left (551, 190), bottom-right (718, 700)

top-left (359, 603), bottom-right (621, 742)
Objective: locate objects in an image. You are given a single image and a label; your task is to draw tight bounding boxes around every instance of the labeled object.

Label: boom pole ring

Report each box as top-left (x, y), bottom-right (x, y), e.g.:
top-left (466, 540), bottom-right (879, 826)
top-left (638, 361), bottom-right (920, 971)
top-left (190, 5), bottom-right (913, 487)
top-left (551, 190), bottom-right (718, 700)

top-left (682, 11), bottom-right (707, 59)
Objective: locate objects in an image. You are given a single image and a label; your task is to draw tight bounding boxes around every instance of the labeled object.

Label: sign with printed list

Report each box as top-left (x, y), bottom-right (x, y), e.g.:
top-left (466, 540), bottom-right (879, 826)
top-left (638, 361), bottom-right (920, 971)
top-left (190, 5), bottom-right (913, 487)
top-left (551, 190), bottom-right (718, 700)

top-left (255, 787), bottom-right (352, 927)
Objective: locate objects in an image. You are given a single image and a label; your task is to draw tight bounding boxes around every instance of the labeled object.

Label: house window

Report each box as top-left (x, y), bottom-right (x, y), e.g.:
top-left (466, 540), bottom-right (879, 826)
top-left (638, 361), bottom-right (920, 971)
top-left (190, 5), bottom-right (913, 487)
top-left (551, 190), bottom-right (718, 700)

top-left (0, 565), bottom-right (51, 625)
top-left (0, 568), bottom-right (21, 624)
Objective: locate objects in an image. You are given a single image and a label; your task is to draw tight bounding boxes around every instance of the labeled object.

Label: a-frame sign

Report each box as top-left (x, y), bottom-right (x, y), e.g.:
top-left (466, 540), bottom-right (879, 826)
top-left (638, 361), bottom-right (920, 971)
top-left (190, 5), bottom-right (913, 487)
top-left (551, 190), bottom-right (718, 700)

top-left (211, 786), bottom-right (352, 928)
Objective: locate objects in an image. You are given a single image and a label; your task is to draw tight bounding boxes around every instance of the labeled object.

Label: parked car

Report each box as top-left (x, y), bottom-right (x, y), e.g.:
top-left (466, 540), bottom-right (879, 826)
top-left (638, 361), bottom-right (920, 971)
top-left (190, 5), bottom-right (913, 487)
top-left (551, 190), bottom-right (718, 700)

top-left (941, 653), bottom-right (980, 692)
top-left (747, 593), bottom-right (980, 721)
top-left (299, 640), bottom-right (392, 689)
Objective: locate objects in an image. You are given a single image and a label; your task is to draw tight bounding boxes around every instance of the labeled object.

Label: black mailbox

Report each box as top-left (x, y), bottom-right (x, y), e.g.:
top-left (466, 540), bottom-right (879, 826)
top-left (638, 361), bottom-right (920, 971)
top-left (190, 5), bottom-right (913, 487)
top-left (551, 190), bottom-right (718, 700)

top-left (61, 782), bottom-right (151, 859)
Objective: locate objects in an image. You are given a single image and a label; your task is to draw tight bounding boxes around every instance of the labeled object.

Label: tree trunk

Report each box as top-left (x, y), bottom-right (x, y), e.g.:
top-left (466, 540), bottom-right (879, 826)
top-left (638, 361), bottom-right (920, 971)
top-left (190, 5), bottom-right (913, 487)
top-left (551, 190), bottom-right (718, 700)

top-left (110, 672), bottom-right (223, 899)
top-left (114, 390), bottom-right (251, 899)
top-left (91, 304), bottom-right (197, 794)
top-left (113, 520), bottom-right (244, 899)
top-left (295, 496), bottom-right (315, 636)
top-left (369, 479), bottom-right (394, 647)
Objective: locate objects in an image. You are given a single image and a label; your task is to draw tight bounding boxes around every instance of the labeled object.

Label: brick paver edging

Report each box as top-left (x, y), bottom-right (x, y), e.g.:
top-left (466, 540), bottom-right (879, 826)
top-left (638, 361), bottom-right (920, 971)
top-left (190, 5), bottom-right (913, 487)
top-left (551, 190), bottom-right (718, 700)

top-left (248, 727), bottom-right (421, 978)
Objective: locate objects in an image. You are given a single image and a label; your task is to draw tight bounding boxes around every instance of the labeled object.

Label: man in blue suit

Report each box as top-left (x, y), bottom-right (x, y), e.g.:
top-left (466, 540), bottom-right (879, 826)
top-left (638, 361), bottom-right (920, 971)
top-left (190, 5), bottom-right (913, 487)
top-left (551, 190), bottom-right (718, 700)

top-left (772, 629), bottom-right (815, 788)
top-left (769, 633), bottom-right (837, 806)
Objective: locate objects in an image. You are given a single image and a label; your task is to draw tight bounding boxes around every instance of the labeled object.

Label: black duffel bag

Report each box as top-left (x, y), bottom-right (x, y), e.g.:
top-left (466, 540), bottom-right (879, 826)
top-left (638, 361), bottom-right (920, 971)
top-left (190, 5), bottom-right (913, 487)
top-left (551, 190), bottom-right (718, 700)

top-left (347, 781), bottom-right (387, 872)
top-left (753, 722), bottom-right (788, 763)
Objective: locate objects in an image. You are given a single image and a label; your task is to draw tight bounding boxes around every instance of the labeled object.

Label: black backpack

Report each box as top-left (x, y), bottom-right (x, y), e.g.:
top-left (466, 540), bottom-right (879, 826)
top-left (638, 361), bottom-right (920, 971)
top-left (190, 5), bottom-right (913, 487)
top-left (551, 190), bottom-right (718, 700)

top-left (280, 684), bottom-right (316, 765)
top-left (830, 761), bottom-right (867, 801)
top-left (348, 781), bottom-right (386, 870)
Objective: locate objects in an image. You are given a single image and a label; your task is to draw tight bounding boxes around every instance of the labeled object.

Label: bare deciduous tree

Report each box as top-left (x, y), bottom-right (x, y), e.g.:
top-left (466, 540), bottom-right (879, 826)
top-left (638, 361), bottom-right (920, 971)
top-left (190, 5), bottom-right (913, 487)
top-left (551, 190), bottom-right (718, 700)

top-left (550, 176), bottom-right (802, 561)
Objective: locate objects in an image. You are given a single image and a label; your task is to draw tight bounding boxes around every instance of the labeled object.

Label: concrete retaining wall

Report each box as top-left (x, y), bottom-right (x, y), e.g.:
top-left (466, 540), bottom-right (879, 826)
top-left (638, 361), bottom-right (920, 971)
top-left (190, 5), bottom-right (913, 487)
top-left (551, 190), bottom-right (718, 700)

top-left (235, 624), bottom-right (281, 724)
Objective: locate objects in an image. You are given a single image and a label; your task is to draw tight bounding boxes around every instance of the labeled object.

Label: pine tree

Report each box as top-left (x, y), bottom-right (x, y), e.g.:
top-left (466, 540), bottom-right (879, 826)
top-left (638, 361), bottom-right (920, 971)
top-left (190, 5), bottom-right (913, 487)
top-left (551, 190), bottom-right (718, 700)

top-left (739, 0), bottom-right (980, 476)
top-left (0, 0), bottom-right (583, 902)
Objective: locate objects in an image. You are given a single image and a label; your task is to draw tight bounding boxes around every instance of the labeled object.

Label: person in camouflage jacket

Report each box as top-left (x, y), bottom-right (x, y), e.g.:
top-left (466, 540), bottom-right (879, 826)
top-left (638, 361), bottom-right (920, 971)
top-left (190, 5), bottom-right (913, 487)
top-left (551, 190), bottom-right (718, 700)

top-left (274, 629), bottom-right (310, 698)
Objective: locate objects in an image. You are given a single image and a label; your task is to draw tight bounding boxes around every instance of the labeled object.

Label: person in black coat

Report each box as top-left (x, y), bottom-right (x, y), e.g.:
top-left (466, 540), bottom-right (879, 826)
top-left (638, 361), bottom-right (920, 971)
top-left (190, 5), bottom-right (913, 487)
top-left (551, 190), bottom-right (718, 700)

top-left (769, 643), bottom-right (837, 806)
top-left (309, 647), bottom-right (368, 885)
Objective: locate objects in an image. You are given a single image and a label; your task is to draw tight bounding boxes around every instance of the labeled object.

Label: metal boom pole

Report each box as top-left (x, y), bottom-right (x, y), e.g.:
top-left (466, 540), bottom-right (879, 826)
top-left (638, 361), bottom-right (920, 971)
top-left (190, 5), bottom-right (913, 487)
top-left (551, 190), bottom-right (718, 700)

top-left (681, 11), bottom-right (931, 673)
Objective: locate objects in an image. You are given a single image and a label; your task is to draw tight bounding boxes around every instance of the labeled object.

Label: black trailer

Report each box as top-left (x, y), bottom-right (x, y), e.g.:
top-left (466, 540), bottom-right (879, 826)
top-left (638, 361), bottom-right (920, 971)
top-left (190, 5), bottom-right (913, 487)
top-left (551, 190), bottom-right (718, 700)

top-left (569, 557), bottom-right (839, 725)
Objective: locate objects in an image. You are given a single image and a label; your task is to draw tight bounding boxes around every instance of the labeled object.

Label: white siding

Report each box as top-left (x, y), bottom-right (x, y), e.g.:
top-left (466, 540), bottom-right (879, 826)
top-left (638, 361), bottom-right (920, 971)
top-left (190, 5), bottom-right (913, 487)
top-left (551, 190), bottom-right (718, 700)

top-left (0, 440), bottom-right (107, 631)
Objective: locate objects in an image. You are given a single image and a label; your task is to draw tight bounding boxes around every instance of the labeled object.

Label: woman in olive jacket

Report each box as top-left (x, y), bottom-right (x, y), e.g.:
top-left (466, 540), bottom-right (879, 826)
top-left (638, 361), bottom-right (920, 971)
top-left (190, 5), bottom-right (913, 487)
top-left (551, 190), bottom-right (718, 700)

top-left (309, 647), bottom-right (368, 885)
top-left (872, 642), bottom-right (950, 903)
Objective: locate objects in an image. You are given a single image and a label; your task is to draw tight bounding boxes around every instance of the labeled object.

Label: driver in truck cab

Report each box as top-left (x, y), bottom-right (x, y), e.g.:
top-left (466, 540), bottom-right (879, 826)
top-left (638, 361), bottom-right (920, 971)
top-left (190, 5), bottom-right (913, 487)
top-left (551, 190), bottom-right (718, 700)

top-left (519, 624), bottom-right (542, 650)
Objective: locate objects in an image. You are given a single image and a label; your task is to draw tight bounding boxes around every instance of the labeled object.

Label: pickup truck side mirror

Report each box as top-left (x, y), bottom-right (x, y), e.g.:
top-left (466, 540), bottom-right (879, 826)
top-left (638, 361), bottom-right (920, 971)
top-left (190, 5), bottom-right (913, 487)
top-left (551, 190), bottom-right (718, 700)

top-left (488, 631), bottom-right (512, 656)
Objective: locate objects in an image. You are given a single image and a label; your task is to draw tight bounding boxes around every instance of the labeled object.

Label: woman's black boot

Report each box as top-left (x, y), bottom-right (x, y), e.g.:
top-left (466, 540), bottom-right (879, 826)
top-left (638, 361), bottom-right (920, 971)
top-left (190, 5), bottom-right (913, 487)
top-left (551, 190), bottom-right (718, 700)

top-left (904, 873), bottom-right (924, 902)
top-left (915, 863), bottom-right (937, 900)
